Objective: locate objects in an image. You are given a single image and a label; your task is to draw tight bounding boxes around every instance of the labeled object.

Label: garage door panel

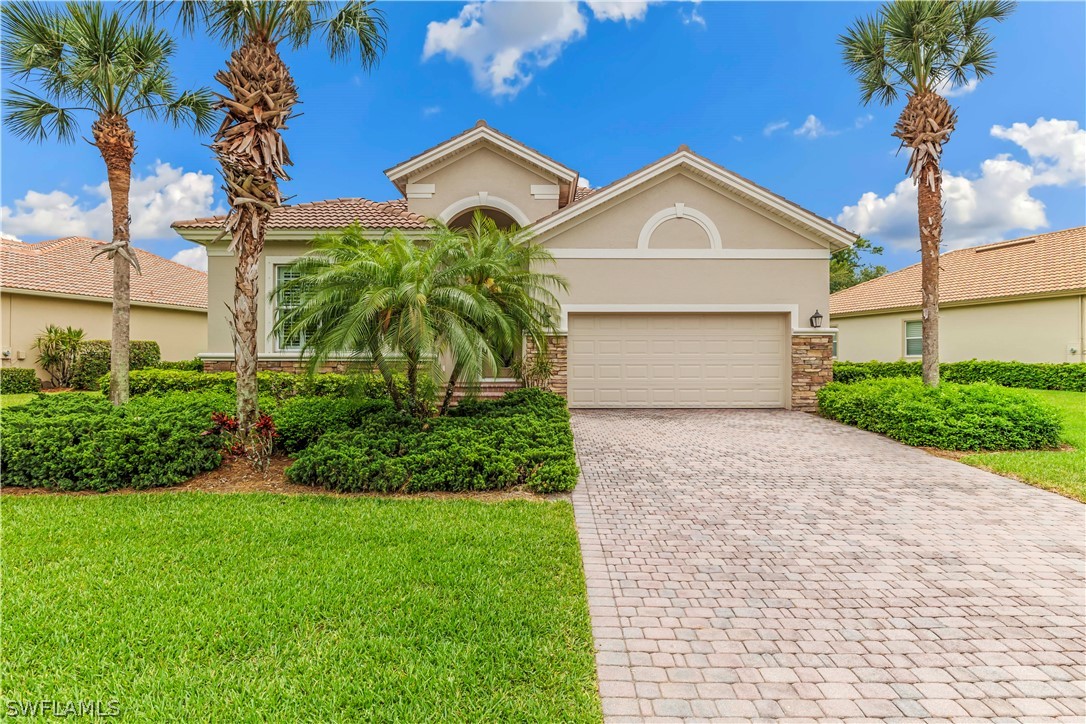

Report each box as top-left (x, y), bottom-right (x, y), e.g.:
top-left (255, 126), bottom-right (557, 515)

top-left (567, 313), bottom-right (788, 408)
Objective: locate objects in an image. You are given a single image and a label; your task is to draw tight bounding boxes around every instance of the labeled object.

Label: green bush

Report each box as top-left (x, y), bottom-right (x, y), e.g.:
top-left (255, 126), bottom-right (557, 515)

top-left (154, 358), bottom-right (204, 371)
top-left (0, 367), bottom-right (41, 394)
top-left (113, 369), bottom-right (435, 404)
top-left (71, 340), bottom-right (161, 390)
top-left (285, 388), bottom-right (580, 494)
top-left (833, 359), bottom-right (1086, 391)
top-left (817, 378), bottom-right (1063, 451)
top-left (0, 392), bottom-right (232, 491)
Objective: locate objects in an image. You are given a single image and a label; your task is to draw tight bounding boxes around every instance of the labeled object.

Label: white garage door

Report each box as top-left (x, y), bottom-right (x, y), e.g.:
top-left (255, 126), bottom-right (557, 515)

top-left (567, 313), bottom-right (789, 408)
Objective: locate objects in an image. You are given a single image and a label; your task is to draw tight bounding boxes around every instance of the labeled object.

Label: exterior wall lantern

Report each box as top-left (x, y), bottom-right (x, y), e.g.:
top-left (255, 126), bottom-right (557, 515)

top-left (809, 310), bottom-right (823, 328)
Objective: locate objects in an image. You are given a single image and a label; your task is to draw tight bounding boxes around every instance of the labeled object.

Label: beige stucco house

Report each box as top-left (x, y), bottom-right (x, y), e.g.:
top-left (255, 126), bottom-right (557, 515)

top-left (173, 121), bottom-right (855, 410)
top-left (1, 236), bottom-right (208, 381)
top-left (831, 227), bottom-right (1086, 364)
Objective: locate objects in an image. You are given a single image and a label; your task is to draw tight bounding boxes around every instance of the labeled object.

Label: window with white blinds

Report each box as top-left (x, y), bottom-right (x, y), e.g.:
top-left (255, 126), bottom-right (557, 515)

top-left (276, 265), bottom-right (304, 351)
top-left (904, 320), bottom-right (922, 357)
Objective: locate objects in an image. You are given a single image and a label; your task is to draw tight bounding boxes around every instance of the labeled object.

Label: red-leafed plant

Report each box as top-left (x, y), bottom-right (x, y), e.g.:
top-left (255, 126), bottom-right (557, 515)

top-left (205, 411), bottom-right (277, 472)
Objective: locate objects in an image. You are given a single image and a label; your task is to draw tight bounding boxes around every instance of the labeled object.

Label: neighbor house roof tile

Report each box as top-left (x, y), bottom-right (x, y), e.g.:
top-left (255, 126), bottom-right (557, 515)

top-left (1, 236), bottom-right (207, 310)
top-left (830, 227), bottom-right (1086, 316)
top-left (171, 197), bottom-right (430, 231)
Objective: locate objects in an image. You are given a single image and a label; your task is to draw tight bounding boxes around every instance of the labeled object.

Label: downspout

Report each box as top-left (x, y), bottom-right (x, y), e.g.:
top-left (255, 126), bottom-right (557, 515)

top-left (1079, 294), bottom-right (1085, 362)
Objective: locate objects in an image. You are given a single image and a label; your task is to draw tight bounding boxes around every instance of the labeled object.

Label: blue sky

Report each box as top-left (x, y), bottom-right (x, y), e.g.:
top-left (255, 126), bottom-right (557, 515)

top-left (3, 1), bottom-right (1084, 274)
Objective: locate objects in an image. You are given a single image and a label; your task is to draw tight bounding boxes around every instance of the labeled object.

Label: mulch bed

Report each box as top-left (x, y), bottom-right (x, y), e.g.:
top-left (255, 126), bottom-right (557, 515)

top-left (1, 454), bottom-right (564, 502)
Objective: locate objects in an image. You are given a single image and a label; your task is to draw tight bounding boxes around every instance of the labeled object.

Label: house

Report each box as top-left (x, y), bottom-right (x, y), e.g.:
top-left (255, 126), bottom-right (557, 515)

top-left (172, 121), bottom-right (854, 410)
top-left (1, 236), bottom-right (208, 378)
top-left (831, 227), bottom-right (1086, 364)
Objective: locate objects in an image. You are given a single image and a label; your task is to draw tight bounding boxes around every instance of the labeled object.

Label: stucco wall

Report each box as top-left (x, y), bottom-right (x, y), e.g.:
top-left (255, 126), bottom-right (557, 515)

top-left (0, 290), bottom-right (208, 377)
top-left (408, 146), bottom-right (560, 225)
top-left (833, 295), bottom-right (1086, 363)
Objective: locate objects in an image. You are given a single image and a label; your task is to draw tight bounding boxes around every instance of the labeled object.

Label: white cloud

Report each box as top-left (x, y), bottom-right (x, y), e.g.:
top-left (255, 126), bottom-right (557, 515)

top-left (171, 245), bottom-right (208, 272)
top-left (1, 231), bottom-right (22, 242)
top-left (837, 118), bottom-right (1086, 250)
top-left (423, 2), bottom-right (588, 98)
top-left (577, 176), bottom-right (592, 188)
top-left (585, 1), bottom-right (653, 22)
top-left (422, 105), bottom-right (442, 117)
top-left (854, 114), bottom-right (874, 129)
top-left (763, 120), bottom-right (789, 137)
top-left (1, 162), bottom-right (222, 242)
top-left (794, 114), bottom-right (835, 139)
top-left (680, 1), bottom-right (705, 27)
top-left (937, 77), bottom-right (979, 98)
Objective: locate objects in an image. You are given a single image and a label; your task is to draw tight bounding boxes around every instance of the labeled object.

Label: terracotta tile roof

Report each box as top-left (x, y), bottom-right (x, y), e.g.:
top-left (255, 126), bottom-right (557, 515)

top-left (830, 227), bottom-right (1086, 317)
top-left (1, 236), bottom-right (208, 310)
top-left (172, 197), bottom-right (429, 231)
top-left (572, 185), bottom-right (598, 203)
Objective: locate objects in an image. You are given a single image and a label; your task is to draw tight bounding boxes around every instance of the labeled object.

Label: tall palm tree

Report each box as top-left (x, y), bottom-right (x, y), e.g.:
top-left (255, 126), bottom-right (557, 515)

top-left (840, 0), bottom-right (1014, 385)
top-left (275, 226), bottom-right (500, 418)
top-left (3, 1), bottom-right (214, 404)
top-left (140, 1), bottom-right (387, 435)
top-left (437, 212), bottom-right (567, 414)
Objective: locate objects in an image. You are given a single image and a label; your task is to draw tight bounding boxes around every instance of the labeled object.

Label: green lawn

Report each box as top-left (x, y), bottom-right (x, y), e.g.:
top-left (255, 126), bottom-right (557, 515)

top-left (2, 494), bottom-right (601, 722)
top-left (962, 389), bottom-right (1086, 502)
top-left (1, 390), bottom-right (101, 408)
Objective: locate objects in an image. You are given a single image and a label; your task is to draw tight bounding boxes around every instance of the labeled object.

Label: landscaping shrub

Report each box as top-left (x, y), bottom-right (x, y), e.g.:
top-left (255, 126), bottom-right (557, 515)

top-left (33, 325), bottom-right (84, 387)
top-left (285, 388), bottom-right (580, 494)
top-left (833, 359), bottom-right (1086, 391)
top-left (817, 378), bottom-right (1063, 451)
top-left (114, 369), bottom-right (434, 404)
top-left (0, 367), bottom-right (41, 394)
top-left (154, 358), bottom-right (204, 371)
top-left (71, 340), bottom-right (161, 390)
top-left (0, 392), bottom-right (233, 491)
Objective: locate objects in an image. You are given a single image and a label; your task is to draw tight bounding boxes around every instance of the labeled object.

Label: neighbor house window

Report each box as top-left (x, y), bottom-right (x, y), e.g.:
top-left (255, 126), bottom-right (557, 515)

top-left (904, 320), bottom-right (922, 357)
top-left (275, 265), bottom-right (304, 351)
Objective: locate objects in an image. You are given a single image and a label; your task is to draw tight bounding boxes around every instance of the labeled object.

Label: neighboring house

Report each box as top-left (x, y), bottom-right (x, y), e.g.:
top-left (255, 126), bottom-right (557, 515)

top-left (1, 236), bottom-right (208, 380)
top-left (831, 227), bottom-right (1086, 364)
top-left (173, 121), bottom-right (854, 410)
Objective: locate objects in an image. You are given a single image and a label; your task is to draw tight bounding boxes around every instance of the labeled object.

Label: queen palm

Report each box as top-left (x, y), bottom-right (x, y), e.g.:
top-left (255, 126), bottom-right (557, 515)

top-left (840, 0), bottom-right (1014, 385)
top-left (2, 1), bottom-right (214, 404)
top-left (141, 1), bottom-right (387, 435)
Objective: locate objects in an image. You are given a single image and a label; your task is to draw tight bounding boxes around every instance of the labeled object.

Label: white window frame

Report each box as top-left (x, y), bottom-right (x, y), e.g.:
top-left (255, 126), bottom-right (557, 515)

top-left (904, 319), bottom-right (923, 358)
top-left (272, 262), bottom-right (305, 353)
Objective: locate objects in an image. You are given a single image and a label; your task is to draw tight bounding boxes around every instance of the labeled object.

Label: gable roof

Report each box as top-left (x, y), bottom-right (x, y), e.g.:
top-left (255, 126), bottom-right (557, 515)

top-left (384, 120), bottom-right (580, 201)
top-left (172, 197), bottom-right (429, 233)
top-left (529, 146), bottom-right (857, 250)
top-left (830, 227), bottom-right (1086, 317)
top-left (2, 236), bottom-right (208, 310)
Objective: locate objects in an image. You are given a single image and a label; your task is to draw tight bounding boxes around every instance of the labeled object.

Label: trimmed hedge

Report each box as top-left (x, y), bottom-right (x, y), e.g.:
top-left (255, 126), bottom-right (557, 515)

top-left (833, 359), bottom-right (1086, 391)
top-left (154, 358), bottom-right (204, 371)
top-left (0, 392), bottom-right (232, 491)
top-left (284, 388), bottom-right (580, 494)
top-left (0, 368), bottom-right (41, 394)
top-left (817, 378), bottom-right (1062, 451)
top-left (71, 340), bottom-right (161, 390)
top-left (108, 369), bottom-right (435, 404)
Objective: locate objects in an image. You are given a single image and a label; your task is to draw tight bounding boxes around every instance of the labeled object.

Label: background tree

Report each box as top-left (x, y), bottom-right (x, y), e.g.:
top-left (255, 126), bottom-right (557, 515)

top-left (3, 1), bottom-right (214, 404)
top-left (830, 236), bottom-right (888, 293)
top-left (141, 0), bottom-right (388, 436)
top-left (840, 0), bottom-right (1014, 385)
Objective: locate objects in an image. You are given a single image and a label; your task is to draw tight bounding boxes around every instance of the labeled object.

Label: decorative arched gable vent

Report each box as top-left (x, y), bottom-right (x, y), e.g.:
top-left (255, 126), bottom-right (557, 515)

top-left (637, 203), bottom-right (722, 250)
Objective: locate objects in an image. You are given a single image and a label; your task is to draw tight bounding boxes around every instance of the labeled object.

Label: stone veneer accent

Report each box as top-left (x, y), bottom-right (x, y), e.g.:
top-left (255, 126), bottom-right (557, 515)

top-left (790, 334), bottom-right (834, 412)
top-left (523, 335), bottom-right (568, 397)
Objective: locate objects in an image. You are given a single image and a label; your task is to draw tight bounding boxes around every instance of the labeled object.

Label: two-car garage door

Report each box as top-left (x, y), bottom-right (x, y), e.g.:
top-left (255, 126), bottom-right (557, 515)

top-left (567, 313), bottom-right (789, 408)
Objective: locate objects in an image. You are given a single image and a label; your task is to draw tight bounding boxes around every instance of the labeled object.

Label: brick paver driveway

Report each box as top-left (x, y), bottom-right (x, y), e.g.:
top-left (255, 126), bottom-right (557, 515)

top-left (571, 410), bottom-right (1085, 722)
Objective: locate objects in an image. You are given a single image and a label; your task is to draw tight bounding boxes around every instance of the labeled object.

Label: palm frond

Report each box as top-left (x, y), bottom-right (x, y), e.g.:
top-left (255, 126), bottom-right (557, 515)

top-left (2, 87), bottom-right (80, 143)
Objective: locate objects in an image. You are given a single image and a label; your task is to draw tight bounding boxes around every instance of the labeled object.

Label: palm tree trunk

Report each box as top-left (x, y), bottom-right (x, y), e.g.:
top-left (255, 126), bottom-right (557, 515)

top-left (405, 352), bottom-right (421, 417)
top-left (232, 207), bottom-right (267, 430)
top-left (440, 363), bottom-right (462, 416)
top-left (370, 343), bottom-right (403, 411)
top-left (93, 113), bottom-right (136, 406)
top-left (917, 158), bottom-right (942, 386)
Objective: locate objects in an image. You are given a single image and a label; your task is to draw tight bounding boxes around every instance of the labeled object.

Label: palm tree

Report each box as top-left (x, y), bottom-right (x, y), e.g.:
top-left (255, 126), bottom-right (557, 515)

top-left (140, 1), bottom-right (388, 435)
top-left (437, 212), bottom-right (567, 414)
top-left (2, 1), bottom-right (214, 405)
top-left (840, 0), bottom-right (1014, 385)
top-left (275, 227), bottom-right (499, 418)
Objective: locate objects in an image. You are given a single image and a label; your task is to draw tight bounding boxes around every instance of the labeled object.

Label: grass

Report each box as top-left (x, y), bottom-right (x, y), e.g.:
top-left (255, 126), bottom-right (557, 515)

top-left (962, 389), bottom-right (1086, 502)
top-left (1, 494), bottom-right (601, 722)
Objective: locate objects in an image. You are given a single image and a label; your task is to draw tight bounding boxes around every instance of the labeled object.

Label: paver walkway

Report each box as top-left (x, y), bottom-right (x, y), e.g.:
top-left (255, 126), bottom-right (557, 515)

top-left (571, 410), bottom-right (1085, 723)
